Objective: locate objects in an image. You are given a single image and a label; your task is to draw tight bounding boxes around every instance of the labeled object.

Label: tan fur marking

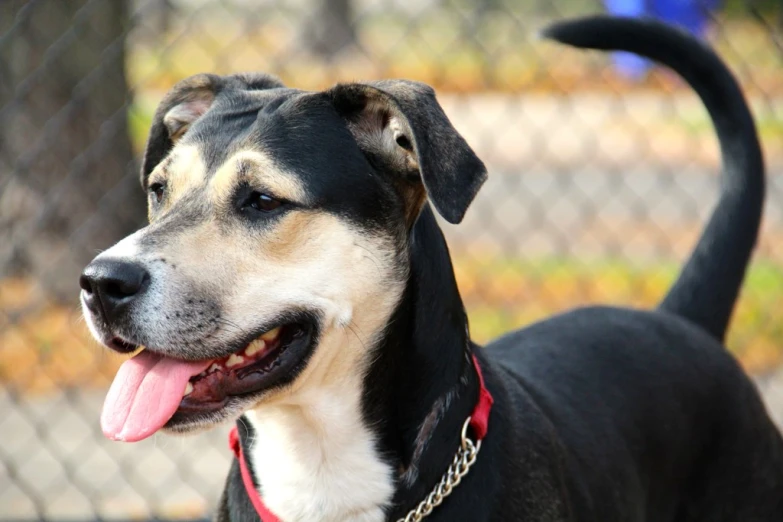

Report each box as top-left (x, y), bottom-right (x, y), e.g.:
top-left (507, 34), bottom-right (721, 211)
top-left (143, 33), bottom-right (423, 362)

top-left (210, 150), bottom-right (307, 206)
top-left (262, 211), bottom-right (319, 261)
top-left (167, 145), bottom-right (207, 196)
top-left (147, 145), bottom-right (207, 220)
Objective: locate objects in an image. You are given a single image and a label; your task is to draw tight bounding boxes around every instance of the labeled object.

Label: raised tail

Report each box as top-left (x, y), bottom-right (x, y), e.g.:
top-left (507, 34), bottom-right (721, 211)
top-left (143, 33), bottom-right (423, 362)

top-left (542, 15), bottom-right (765, 341)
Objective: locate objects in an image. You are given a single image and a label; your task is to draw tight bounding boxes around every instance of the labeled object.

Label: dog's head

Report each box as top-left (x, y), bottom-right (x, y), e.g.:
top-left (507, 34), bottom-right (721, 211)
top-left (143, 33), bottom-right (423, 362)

top-left (80, 72), bottom-right (486, 441)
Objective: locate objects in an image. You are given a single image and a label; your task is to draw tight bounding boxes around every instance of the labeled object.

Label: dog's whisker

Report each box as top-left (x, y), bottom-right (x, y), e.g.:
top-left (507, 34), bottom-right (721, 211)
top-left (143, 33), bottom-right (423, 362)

top-left (214, 317), bottom-right (244, 332)
top-left (345, 321), bottom-right (369, 353)
top-left (354, 242), bottom-right (383, 278)
top-left (214, 317), bottom-right (251, 339)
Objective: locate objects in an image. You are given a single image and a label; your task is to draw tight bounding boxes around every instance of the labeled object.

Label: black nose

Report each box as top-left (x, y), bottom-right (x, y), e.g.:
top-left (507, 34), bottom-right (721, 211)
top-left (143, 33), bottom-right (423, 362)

top-left (80, 259), bottom-right (150, 325)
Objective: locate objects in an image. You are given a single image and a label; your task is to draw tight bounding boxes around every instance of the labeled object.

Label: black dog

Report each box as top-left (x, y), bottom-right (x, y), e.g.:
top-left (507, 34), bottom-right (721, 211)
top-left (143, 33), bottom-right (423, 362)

top-left (80, 15), bottom-right (783, 522)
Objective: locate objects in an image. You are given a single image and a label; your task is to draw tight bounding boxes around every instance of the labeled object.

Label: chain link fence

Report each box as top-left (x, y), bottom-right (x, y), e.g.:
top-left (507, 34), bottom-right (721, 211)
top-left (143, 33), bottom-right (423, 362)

top-left (1, 0), bottom-right (782, 519)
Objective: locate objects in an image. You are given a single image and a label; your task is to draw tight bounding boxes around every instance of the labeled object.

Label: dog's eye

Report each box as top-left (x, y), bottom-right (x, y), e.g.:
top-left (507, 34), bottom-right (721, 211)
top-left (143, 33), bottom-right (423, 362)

top-left (149, 183), bottom-right (165, 203)
top-left (246, 191), bottom-right (282, 213)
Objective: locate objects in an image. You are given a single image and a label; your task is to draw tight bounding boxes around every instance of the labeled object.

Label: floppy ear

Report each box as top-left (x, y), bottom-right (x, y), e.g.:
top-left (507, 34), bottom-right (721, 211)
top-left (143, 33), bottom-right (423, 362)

top-left (140, 72), bottom-right (285, 186)
top-left (328, 80), bottom-right (487, 224)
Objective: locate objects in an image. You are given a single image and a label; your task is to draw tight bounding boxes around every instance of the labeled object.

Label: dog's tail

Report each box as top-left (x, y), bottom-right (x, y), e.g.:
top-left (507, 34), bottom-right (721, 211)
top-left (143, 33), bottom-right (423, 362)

top-left (541, 15), bottom-right (765, 342)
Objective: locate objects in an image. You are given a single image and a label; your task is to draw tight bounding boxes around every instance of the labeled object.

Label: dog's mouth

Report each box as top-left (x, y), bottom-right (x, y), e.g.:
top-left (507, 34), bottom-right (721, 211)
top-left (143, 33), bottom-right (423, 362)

top-left (180, 326), bottom-right (286, 402)
top-left (100, 321), bottom-right (315, 442)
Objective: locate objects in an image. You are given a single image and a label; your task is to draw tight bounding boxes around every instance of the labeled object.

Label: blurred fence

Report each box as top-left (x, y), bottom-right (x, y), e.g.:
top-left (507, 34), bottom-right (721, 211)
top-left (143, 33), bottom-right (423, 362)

top-left (1, 0), bottom-right (782, 519)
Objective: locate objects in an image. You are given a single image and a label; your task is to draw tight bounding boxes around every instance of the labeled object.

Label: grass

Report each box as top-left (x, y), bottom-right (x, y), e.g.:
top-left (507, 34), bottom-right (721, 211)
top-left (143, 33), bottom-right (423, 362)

top-left (2, 254), bottom-right (782, 395)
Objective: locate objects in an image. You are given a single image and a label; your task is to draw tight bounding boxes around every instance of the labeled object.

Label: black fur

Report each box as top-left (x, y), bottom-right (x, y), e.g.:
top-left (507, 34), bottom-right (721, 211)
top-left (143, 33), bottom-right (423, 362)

top-left (329, 81), bottom-right (488, 224)
top-left (212, 15), bottom-right (783, 522)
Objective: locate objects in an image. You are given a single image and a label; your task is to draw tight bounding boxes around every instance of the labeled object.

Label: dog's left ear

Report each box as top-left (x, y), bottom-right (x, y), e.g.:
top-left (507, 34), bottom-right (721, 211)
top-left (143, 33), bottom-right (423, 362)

top-left (328, 80), bottom-right (487, 224)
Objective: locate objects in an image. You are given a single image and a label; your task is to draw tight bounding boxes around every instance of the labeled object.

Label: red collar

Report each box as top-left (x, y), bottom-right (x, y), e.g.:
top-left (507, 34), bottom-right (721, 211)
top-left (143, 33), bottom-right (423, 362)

top-left (228, 353), bottom-right (493, 522)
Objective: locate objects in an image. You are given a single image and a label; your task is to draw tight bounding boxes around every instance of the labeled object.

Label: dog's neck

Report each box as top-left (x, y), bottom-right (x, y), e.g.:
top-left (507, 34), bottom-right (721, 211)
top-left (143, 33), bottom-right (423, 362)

top-left (371, 206), bottom-right (480, 518)
top-left (240, 206), bottom-right (479, 522)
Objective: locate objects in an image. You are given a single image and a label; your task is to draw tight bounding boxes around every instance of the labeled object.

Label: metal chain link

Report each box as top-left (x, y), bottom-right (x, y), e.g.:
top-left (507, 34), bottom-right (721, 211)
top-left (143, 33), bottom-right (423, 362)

top-left (397, 417), bottom-right (482, 522)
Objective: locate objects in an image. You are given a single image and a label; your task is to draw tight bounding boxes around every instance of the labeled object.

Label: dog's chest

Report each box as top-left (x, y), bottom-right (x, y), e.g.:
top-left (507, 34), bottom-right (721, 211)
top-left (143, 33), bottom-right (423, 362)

top-left (243, 386), bottom-right (394, 522)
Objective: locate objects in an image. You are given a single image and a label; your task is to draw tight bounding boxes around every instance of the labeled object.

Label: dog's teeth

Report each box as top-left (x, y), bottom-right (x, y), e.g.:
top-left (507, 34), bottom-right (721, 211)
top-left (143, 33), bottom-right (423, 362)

top-left (245, 340), bottom-right (266, 357)
top-left (197, 371), bottom-right (206, 378)
top-left (208, 363), bottom-right (221, 373)
top-left (260, 327), bottom-right (281, 342)
top-left (226, 354), bottom-right (244, 367)
top-left (184, 382), bottom-right (193, 396)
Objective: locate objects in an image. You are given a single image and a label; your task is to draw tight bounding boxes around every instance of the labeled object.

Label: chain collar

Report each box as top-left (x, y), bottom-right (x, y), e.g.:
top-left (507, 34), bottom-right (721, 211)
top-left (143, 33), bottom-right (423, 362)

top-left (396, 417), bottom-right (482, 522)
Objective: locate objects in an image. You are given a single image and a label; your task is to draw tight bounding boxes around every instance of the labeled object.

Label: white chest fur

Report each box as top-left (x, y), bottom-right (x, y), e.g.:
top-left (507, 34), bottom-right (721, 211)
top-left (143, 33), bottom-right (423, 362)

top-left (244, 376), bottom-right (394, 522)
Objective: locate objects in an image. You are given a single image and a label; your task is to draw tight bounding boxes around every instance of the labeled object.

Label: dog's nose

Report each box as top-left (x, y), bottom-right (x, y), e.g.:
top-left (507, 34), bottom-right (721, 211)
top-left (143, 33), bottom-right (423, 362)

top-left (80, 259), bottom-right (150, 324)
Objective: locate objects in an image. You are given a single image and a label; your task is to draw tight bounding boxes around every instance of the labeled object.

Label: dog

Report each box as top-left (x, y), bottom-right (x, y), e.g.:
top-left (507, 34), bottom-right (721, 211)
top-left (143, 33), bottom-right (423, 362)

top-left (79, 15), bottom-right (783, 522)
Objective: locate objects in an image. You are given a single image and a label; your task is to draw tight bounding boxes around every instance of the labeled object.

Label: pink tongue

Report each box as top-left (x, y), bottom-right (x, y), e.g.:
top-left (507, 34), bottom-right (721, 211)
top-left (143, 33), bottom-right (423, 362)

top-left (101, 351), bottom-right (212, 442)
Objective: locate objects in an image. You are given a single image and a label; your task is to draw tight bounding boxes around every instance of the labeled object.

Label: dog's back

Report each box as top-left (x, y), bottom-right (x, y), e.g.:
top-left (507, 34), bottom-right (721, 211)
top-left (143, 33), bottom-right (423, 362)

top-left (482, 17), bottom-right (783, 521)
top-left (488, 306), bottom-right (783, 520)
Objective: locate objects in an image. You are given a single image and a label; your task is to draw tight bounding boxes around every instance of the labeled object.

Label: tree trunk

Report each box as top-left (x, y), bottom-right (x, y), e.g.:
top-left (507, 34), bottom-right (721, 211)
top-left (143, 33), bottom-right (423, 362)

top-left (0, 0), bottom-right (145, 302)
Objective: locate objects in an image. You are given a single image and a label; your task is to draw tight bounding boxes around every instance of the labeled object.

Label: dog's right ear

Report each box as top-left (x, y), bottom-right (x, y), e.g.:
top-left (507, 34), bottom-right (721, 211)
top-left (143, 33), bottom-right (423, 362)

top-left (327, 80), bottom-right (486, 225)
top-left (140, 73), bottom-right (285, 186)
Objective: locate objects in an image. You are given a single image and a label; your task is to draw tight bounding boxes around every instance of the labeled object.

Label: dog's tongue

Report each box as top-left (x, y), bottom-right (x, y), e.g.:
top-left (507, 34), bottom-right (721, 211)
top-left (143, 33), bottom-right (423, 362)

top-left (101, 350), bottom-right (212, 442)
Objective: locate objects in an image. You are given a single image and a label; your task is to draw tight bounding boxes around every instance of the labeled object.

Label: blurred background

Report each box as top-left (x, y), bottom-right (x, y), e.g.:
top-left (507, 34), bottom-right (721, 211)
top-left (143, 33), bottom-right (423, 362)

top-left (1, 0), bottom-right (782, 519)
